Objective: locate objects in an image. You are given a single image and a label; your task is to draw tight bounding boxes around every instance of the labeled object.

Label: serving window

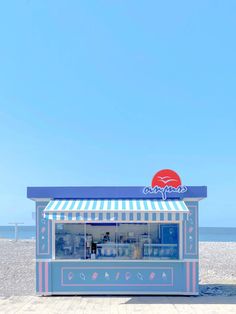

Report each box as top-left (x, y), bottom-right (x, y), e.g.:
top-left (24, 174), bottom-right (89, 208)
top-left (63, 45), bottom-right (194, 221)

top-left (55, 223), bottom-right (179, 260)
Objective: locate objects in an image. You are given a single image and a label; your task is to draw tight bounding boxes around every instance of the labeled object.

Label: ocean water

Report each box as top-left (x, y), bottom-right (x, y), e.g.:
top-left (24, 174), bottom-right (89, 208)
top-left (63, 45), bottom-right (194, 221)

top-left (0, 226), bottom-right (35, 240)
top-left (199, 227), bottom-right (236, 242)
top-left (0, 226), bottom-right (235, 242)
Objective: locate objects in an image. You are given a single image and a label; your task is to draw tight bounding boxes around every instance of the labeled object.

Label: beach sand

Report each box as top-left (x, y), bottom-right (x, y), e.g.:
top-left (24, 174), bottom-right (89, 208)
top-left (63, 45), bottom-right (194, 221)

top-left (0, 239), bottom-right (35, 297)
top-left (0, 239), bottom-right (235, 313)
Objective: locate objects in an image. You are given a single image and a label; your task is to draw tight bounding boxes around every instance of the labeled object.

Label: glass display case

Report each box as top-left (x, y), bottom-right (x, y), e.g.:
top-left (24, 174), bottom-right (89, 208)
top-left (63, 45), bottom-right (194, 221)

top-left (143, 244), bottom-right (178, 259)
top-left (96, 243), bottom-right (133, 259)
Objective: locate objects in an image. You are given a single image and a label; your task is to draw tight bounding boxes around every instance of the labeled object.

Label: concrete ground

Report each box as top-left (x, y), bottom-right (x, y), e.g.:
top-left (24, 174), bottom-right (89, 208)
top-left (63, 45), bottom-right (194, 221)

top-left (0, 295), bottom-right (236, 314)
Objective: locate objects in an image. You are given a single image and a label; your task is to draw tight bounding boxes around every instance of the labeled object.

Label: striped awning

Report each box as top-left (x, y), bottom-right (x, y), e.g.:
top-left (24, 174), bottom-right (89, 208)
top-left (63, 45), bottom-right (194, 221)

top-left (43, 199), bottom-right (189, 222)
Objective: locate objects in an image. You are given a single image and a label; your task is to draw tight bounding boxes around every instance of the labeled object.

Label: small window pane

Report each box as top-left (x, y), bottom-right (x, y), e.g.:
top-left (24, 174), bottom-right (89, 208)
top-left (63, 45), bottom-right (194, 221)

top-left (55, 223), bottom-right (85, 259)
top-left (116, 223), bottom-right (149, 260)
top-left (143, 224), bottom-right (179, 260)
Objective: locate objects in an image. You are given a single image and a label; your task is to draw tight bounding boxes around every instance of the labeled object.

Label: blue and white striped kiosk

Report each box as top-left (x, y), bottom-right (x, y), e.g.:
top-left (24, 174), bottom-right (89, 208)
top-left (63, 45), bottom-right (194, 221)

top-left (27, 169), bottom-right (207, 295)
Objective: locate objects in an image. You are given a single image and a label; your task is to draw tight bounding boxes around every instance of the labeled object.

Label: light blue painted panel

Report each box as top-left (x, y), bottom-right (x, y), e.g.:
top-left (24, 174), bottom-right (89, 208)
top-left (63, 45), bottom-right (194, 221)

top-left (36, 202), bottom-right (52, 259)
top-left (36, 261), bottom-right (52, 294)
top-left (48, 261), bottom-right (198, 295)
top-left (183, 202), bottom-right (199, 259)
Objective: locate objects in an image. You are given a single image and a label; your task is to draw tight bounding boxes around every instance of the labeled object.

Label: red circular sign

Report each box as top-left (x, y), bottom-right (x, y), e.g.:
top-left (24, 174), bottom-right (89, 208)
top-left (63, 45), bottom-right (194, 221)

top-left (151, 169), bottom-right (182, 188)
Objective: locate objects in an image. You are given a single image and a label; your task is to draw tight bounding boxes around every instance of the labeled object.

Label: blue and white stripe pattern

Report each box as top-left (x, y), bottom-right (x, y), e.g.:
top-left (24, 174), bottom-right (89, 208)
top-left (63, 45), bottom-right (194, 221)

top-left (43, 199), bottom-right (189, 222)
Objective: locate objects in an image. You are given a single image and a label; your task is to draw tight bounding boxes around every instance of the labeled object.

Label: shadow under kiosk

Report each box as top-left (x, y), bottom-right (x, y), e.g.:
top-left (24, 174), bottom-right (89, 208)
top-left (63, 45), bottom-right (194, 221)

top-left (27, 169), bottom-right (207, 296)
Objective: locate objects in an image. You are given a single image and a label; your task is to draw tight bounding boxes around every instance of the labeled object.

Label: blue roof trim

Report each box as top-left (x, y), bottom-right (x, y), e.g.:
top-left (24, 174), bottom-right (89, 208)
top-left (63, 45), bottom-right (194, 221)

top-left (27, 186), bottom-right (207, 200)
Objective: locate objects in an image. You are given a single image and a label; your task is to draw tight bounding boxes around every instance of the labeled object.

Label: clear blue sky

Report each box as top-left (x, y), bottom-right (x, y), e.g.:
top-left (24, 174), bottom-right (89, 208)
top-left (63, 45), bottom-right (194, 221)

top-left (0, 1), bottom-right (235, 226)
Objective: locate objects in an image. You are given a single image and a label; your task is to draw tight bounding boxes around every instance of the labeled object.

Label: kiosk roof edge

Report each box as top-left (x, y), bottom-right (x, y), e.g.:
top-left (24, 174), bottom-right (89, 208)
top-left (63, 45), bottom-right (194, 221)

top-left (27, 186), bottom-right (207, 201)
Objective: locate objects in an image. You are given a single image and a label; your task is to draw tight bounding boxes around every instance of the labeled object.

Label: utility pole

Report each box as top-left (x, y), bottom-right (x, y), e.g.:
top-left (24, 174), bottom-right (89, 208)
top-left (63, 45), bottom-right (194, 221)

top-left (8, 222), bottom-right (24, 241)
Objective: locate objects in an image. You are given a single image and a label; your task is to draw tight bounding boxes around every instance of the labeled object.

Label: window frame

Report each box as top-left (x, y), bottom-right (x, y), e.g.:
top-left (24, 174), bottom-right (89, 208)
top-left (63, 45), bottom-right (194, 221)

top-left (52, 220), bottom-right (183, 262)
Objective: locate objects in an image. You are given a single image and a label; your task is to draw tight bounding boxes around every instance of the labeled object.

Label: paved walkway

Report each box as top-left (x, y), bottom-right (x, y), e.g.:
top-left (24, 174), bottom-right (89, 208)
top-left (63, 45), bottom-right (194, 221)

top-left (0, 295), bottom-right (236, 314)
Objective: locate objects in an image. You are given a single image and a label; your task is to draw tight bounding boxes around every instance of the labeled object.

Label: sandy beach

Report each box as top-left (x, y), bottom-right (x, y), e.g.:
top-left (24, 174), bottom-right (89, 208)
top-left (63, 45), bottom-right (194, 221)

top-left (0, 239), bottom-right (236, 313)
